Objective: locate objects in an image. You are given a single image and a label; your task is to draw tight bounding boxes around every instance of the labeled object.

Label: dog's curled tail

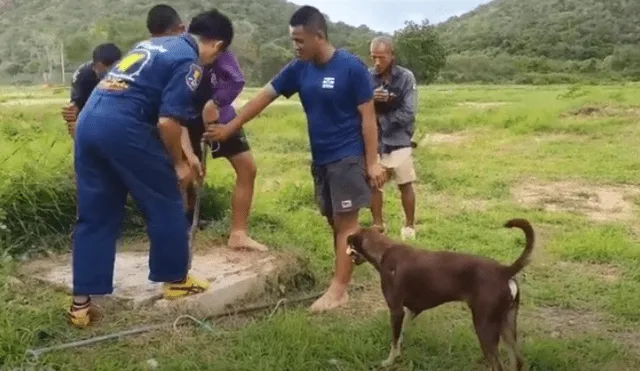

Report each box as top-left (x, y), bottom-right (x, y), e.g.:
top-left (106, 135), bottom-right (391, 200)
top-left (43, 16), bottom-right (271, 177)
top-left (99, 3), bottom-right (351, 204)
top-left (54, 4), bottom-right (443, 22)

top-left (502, 218), bottom-right (535, 278)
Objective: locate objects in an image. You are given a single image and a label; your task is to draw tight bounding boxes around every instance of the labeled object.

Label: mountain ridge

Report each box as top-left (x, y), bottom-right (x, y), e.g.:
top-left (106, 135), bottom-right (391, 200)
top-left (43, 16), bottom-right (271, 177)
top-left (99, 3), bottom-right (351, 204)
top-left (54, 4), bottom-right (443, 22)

top-left (0, 0), bottom-right (379, 84)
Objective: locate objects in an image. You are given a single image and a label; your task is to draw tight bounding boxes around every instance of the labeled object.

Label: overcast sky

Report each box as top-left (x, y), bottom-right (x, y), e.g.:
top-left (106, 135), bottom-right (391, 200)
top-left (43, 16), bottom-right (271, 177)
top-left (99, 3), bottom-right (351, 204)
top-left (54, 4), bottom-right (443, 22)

top-left (297, 0), bottom-right (491, 32)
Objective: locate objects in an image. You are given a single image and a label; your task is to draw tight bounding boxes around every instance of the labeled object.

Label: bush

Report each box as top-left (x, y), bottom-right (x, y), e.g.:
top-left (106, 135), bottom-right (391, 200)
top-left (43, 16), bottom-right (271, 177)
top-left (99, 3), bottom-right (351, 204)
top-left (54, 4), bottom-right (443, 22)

top-left (0, 163), bottom-right (231, 257)
top-left (439, 52), bottom-right (630, 84)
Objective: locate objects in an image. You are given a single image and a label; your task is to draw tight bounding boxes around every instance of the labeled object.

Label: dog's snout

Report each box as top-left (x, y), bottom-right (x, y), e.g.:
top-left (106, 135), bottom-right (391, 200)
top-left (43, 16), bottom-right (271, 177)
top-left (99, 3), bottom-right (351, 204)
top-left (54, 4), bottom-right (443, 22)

top-left (346, 234), bottom-right (357, 246)
top-left (346, 245), bottom-right (365, 265)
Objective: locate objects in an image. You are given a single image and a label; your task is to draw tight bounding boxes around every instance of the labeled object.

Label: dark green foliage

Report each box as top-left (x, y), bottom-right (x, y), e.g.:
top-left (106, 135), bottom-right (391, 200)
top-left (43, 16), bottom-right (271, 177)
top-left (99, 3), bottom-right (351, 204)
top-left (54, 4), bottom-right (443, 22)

top-left (0, 0), bottom-right (378, 85)
top-left (436, 0), bottom-right (640, 83)
top-left (395, 20), bottom-right (446, 84)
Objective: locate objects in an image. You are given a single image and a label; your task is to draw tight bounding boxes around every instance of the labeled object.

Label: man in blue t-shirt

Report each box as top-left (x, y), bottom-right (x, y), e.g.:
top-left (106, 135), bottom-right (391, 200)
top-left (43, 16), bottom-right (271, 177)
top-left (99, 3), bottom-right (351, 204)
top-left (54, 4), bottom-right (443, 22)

top-left (205, 5), bottom-right (386, 313)
top-left (68, 9), bottom-right (234, 328)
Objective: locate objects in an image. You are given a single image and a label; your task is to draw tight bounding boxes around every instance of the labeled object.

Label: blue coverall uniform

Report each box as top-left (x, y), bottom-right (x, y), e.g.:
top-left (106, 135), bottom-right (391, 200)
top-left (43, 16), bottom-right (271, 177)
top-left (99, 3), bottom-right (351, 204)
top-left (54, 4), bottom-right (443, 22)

top-left (72, 34), bottom-right (203, 295)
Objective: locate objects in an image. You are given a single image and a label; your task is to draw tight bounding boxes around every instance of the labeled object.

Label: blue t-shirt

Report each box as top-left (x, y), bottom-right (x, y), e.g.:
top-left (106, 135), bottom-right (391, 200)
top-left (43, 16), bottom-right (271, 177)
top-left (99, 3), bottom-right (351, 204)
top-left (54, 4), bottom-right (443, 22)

top-left (270, 49), bottom-right (374, 165)
top-left (85, 34), bottom-right (202, 126)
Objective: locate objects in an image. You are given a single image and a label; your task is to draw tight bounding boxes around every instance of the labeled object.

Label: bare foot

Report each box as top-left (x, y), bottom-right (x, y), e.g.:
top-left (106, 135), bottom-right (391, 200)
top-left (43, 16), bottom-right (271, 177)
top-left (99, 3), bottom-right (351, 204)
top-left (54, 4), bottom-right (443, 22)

top-left (228, 231), bottom-right (268, 252)
top-left (309, 282), bottom-right (349, 313)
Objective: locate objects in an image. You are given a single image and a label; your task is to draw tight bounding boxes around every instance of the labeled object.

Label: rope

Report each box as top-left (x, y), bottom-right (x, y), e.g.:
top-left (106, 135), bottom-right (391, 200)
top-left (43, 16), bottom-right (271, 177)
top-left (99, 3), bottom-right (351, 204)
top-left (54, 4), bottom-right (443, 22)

top-left (187, 140), bottom-right (209, 269)
top-left (23, 288), bottom-right (345, 363)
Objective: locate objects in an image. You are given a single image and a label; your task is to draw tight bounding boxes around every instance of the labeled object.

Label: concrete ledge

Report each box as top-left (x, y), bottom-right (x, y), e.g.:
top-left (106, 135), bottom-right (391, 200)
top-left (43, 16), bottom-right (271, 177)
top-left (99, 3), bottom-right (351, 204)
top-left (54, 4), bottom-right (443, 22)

top-left (22, 246), bottom-right (286, 313)
top-left (154, 258), bottom-right (277, 315)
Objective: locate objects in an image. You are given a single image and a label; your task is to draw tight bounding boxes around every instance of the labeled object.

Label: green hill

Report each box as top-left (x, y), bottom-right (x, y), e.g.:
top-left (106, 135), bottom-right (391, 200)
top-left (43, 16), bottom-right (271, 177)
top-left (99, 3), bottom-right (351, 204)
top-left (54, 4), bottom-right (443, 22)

top-left (0, 0), bottom-right (379, 85)
top-left (436, 0), bottom-right (640, 83)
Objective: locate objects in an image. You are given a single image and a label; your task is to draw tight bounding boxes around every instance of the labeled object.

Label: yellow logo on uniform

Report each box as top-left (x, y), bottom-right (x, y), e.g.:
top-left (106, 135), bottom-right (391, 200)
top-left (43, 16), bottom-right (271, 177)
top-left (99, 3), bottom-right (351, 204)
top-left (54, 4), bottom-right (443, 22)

top-left (186, 64), bottom-right (203, 91)
top-left (108, 49), bottom-right (151, 81)
top-left (116, 52), bottom-right (146, 73)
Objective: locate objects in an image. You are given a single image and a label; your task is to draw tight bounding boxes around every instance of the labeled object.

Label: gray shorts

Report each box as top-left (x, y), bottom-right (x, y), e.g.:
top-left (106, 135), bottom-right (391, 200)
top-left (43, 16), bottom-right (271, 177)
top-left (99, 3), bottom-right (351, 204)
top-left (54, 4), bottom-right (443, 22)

top-left (311, 156), bottom-right (372, 217)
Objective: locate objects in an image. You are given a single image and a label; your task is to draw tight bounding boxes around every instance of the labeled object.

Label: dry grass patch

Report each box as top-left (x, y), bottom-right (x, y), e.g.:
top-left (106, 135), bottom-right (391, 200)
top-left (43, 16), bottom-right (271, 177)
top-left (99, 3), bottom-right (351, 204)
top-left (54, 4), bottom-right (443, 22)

top-left (555, 261), bottom-right (622, 284)
top-left (457, 101), bottom-right (508, 109)
top-left (512, 181), bottom-right (640, 222)
top-left (566, 105), bottom-right (640, 118)
top-left (420, 132), bottom-right (469, 146)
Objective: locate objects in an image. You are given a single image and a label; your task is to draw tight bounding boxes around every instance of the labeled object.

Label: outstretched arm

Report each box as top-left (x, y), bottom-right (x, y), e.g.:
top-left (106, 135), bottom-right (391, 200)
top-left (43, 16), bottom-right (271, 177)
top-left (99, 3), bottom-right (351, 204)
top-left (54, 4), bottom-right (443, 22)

top-left (205, 59), bottom-right (300, 141)
top-left (225, 84), bottom-right (278, 132)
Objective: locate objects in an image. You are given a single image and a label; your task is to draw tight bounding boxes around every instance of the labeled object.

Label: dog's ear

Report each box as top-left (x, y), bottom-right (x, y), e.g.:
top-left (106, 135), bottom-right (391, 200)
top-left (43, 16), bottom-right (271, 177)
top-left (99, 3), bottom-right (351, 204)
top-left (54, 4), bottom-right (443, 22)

top-left (347, 233), bottom-right (357, 246)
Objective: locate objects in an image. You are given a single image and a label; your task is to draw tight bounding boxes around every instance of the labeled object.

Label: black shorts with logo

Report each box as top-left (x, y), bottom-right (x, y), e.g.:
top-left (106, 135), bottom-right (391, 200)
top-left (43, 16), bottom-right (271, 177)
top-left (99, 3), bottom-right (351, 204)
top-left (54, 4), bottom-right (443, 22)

top-left (311, 156), bottom-right (372, 217)
top-left (187, 118), bottom-right (251, 160)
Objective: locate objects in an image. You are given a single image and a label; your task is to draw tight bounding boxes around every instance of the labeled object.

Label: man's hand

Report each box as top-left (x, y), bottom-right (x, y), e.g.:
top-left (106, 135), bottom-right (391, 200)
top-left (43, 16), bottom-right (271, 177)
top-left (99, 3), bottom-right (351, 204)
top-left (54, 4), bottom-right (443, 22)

top-left (66, 121), bottom-right (77, 137)
top-left (187, 154), bottom-right (205, 184)
top-left (62, 103), bottom-right (78, 122)
top-left (374, 87), bottom-right (390, 103)
top-left (62, 103), bottom-right (79, 137)
top-left (204, 123), bottom-right (235, 142)
top-left (175, 161), bottom-right (195, 190)
top-left (367, 163), bottom-right (387, 189)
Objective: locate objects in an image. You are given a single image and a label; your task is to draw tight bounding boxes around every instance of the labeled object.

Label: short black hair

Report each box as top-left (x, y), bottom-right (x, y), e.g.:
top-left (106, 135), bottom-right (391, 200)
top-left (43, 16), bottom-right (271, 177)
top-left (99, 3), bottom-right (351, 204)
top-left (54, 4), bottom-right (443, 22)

top-left (147, 4), bottom-right (182, 35)
top-left (289, 5), bottom-right (328, 39)
top-left (187, 9), bottom-right (234, 49)
top-left (92, 43), bottom-right (121, 66)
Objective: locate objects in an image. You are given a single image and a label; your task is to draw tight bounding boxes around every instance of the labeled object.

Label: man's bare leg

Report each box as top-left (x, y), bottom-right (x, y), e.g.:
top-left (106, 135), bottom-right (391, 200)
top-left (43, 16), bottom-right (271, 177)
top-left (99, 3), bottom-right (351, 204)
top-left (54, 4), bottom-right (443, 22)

top-left (370, 187), bottom-right (385, 231)
top-left (310, 210), bottom-right (359, 313)
top-left (226, 151), bottom-right (267, 251)
top-left (398, 182), bottom-right (415, 228)
top-left (398, 182), bottom-right (416, 240)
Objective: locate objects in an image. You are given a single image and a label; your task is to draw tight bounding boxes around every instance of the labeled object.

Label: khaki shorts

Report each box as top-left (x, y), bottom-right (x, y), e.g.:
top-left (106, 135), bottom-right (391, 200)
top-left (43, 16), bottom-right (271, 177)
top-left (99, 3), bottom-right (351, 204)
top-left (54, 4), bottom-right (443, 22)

top-left (378, 147), bottom-right (416, 185)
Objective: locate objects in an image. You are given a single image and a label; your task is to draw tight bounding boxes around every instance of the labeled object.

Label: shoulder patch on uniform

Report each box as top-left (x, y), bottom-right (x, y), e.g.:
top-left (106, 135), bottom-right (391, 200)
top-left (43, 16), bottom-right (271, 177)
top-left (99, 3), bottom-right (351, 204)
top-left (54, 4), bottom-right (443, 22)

top-left (186, 64), bottom-right (203, 92)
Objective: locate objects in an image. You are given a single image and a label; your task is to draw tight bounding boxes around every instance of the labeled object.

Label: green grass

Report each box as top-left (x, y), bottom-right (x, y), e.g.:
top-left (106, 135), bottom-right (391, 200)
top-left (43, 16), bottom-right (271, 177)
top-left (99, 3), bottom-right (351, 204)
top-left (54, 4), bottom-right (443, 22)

top-left (2, 84), bottom-right (640, 370)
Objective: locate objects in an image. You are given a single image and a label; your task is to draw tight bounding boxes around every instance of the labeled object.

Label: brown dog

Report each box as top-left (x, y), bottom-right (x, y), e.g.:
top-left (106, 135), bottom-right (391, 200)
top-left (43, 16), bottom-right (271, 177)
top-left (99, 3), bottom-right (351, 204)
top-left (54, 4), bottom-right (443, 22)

top-left (346, 219), bottom-right (534, 370)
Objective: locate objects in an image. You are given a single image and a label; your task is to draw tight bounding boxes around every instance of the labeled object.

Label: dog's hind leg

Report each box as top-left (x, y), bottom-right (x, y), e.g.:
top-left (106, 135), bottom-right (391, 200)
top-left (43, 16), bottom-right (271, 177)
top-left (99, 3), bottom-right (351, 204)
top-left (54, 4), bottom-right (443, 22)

top-left (501, 282), bottom-right (525, 371)
top-left (381, 307), bottom-right (406, 367)
top-left (472, 313), bottom-right (504, 371)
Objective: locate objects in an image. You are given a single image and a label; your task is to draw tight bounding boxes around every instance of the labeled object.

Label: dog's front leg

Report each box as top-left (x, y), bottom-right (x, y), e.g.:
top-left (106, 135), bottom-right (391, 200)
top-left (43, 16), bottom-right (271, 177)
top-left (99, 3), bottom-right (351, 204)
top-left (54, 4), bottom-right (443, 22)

top-left (398, 307), bottom-right (415, 349)
top-left (381, 267), bottom-right (405, 368)
top-left (381, 307), bottom-right (405, 367)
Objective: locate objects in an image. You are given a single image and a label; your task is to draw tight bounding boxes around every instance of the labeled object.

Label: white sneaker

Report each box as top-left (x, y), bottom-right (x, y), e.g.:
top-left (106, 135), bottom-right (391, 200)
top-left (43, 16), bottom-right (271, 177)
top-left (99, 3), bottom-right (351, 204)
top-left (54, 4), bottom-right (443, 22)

top-left (401, 226), bottom-right (416, 241)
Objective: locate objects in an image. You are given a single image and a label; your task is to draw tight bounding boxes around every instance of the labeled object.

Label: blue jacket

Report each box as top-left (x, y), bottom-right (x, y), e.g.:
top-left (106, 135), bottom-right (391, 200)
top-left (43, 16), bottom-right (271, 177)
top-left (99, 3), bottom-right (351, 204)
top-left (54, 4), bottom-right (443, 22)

top-left (83, 34), bottom-right (203, 126)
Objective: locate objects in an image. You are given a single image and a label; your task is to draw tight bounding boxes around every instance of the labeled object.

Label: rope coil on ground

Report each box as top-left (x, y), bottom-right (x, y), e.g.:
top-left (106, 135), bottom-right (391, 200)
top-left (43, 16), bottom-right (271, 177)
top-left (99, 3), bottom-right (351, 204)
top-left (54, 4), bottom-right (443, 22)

top-left (24, 289), bottom-right (332, 363)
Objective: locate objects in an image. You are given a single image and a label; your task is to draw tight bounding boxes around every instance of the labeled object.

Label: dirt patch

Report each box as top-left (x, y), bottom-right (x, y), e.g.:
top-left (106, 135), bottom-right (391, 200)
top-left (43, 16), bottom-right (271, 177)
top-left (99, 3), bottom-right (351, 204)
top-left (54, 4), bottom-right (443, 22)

top-left (512, 181), bottom-right (640, 222)
top-left (529, 306), bottom-right (640, 350)
top-left (529, 306), bottom-right (604, 339)
top-left (339, 281), bottom-right (388, 317)
top-left (420, 132), bottom-right (467, 146)
top-left (458, 101), bottom-right (507, 109)
top-left (533, 134), bottom-right (587, 143)
top-left (567, 105), bottom-right (640, 118)
top-left (556, 261), bottom-right (622, 283)
top-left (342, 282), bottom-right (640, 351)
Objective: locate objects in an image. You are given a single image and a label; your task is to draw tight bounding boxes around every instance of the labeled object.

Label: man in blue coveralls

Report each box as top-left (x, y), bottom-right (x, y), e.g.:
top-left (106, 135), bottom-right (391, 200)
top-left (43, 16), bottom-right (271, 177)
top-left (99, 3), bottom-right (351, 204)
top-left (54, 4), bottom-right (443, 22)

top-left (206, 5), bottom-right (386, 313)
top-left (67, 9), bottom-right (235, 327)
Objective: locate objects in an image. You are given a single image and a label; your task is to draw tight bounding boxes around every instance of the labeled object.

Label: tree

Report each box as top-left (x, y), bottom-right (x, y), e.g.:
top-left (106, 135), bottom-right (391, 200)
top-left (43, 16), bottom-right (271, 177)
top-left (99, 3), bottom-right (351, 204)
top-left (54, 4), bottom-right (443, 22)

top-left (2, 62), bottom-right (22, 76)
top-left (395, 20), bottom-right (446, 84)
top-left (256, 42), bottom-right (294, 84)
top-left (65, 35), bottom-right (91, 64)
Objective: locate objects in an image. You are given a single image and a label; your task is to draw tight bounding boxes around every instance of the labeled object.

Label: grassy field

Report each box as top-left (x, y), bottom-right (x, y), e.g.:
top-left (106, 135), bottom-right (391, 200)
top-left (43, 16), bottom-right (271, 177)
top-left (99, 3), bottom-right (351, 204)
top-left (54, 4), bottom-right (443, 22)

top-left (2, 83), bottom-right (640, 370)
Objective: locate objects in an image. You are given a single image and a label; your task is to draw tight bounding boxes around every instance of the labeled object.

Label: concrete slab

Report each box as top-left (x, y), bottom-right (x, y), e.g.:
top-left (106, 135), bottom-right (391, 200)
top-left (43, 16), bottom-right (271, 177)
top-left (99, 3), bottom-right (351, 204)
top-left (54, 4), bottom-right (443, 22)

top-left (23, 246), bottom-right (284, 313)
